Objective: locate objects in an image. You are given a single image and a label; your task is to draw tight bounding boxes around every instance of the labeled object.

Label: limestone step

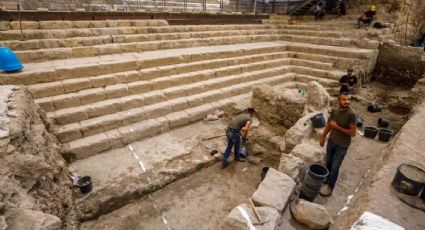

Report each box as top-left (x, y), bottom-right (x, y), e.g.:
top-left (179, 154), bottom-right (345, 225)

top-left (53, 65), bottom-right (340, 144)
top-left (51, 65), bottom-right (293, 135)
top-left (61, 73), bottom-right (295, 161)
top-left (2, 28), bottom-right (358, 52)
top-left (13, 33), bottom-right (378, 63)
top-left (0, 24), bottom-right (270, 41)
top-left (31, 55), bottom-right (333, 107)
top-left (6, 20), bottom-right (169, 31)
top-left (286, 51), bottom-right (359, 69)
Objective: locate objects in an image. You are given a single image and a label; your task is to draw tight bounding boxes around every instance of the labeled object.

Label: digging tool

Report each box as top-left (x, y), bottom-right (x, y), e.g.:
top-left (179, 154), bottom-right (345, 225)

top-left (248, 198), bottom-right (262, 222)
top-left (201, 134), bottom-right (226, 141)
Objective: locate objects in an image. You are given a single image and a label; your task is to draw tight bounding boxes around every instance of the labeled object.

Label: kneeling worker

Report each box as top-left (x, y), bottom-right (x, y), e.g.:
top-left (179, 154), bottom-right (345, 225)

top-left (357, 5), bottom-right (376, 28)
top-left (222, 108), bottom-right (255, 169)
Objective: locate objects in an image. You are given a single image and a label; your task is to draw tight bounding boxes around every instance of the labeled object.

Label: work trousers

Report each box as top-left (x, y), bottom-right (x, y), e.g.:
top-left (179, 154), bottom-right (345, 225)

top-left (325, 138), bottom-right (348, 188)
top-left (222, 129), bottom-right (241, 166)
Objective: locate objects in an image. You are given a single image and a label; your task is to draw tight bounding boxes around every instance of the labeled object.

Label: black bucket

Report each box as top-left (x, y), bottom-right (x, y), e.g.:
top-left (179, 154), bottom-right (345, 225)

top-left (364, 126), bottom-right (378, 139)
top-left (299, 164), bottom-right (329, 202)
top-left (261, 167), bottom-right (270, 181)
top-left (378, 118), bottom-right (390, 128)
top-left (77, 176), bottom-right (93, 194)
top-left (421, 189), bottom-right (425, 201)
top-left (367, 104), bottom-right (382, 113)
top-left (310, 113), bottom-right (326, 128)
top-left (378, 128), bottom-right (393, 142)
top-left (356, 114), bottom-right (363, 128)
top-left (391, 164), bottom-right (425, 196)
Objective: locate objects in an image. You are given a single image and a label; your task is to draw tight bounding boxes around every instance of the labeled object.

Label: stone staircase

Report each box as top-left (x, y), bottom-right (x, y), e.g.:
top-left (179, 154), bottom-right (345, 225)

top-left (0, 18), bottom-right (379, 223)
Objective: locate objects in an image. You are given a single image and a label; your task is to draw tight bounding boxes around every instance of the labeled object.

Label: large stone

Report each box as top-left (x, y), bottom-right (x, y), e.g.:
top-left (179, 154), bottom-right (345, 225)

top-left (290, 141), bottom-right (325, 164)
top-left (222, 203), bottom-right (282, 230)
top-left (284, 112), bottom-right (316, 151)
top-left (305, 81), bottom-right (331, 114)
top-left (251, 168), bottom-right (295, 212)
top-left (291, 199), bottom-right (332, 230)
top-left (278, 154), bottom-right (305, 183)
top-left (252, 84), bottom-right (306, 128)
top-left (7, 209), bottom-right (61, 230)
top-left (0, 21), bottom-right (9, 31)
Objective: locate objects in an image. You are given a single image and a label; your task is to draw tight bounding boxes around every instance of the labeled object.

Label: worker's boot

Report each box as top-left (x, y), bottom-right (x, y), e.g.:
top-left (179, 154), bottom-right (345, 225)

top-left (234, 158), bottom-right (246, 162)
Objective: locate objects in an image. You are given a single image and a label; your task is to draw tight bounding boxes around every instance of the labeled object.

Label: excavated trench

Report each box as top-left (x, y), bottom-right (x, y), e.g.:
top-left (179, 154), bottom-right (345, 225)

top-left (74, 82), bottom-right (413, 229)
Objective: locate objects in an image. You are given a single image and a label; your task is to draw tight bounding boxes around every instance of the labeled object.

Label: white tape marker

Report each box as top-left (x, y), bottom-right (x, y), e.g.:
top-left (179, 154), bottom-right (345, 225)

top-left (237, 206), bottom-right (257, 230)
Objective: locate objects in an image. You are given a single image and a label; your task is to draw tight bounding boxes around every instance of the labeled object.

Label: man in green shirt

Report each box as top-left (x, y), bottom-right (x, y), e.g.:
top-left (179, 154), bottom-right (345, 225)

top-left (222, 108), bottom-right (255, 169)
top-left (319, 93), bottom-right (357, 196)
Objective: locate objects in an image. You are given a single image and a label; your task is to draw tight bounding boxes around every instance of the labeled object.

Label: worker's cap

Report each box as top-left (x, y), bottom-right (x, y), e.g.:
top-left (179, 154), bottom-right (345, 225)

top-left (371, 5), bottom-right (377, 11)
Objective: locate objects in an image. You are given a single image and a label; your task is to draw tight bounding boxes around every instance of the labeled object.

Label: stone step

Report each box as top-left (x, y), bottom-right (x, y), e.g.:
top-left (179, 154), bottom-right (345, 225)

top-left (53, 65), bottom-right (340, 143)
top-left (61, 73), bottom-right (294, 161)
top-left (0, 23), bottom-right (342, 41)
top-left (6, 20), bottom-right (169, 31)
top-left (14, 33), bottom-right (378, 63)
top-left (2, 28), bottom-right (356, 51)
top-left (286, 51), bottom-right (359, 69)
top-left (50, 64), bottom-right (292, 129)
top-left (31, 54), bottom-right (333, 106)
top-left (0, 24), bottom-right (270, 41)
top-left (1, 42), bottom-right (286, 85)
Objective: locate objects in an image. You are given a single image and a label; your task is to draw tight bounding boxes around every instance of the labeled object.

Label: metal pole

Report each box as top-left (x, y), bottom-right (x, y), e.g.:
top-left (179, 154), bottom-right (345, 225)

top-left (253, 0), bottom-right (257, 14)
top-left (17, 3), bottom-right (24, 41)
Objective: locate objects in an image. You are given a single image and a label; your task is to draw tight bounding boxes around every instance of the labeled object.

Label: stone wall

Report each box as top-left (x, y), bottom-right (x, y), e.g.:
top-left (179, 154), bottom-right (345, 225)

top-left (0, 87), bottom-right (74, 229)
top-left (393, 0), bottom-right (425, 45)
top-left (372, 42), bottom-right (425, 88)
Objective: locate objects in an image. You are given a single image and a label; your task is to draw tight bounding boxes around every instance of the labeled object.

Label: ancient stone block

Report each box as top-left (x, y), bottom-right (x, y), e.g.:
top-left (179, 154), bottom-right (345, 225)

top-left (165, 111), bottom-right (190, 128)
top-left (251, 167), bottom-right (296, 212)
top-left (306, 81), bottom-right (331, 113)
top-left (252, 84), bottom-right (305, 128)
top-left (10, 21), bottom-right (39, 30)
top-left (291, 199), bottom-right (332, 230)
top-left (66, 133), bottom-right (111, 159)
top-left (284, 112), bottom-right (317, 151)
top-left (39, 21), bottom-right (73, 29)
top-left (278, 154), bottom-right (305, 183)
top-left (6, 209), bottom-right (61, 230)
top-left (290, 142), bottom-right (325, 164)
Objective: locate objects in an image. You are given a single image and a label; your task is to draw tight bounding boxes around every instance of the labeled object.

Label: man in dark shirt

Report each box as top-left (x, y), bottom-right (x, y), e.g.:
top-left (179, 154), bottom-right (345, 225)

top-left (319, 93), bottom-right (357, 196)
top-left (222, 108), bottom-right (255, 169)
top-left (339, 67), bottom-right (358, 94)
top-left (337, 0), bottom-right (346, 16)
top-left (357, 5), bottom-right (376, 28)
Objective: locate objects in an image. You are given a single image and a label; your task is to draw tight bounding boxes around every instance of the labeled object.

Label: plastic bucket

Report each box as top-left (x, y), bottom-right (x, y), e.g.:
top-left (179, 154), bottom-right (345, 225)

top-left (391, 164), bottom-right (425, 196)
top-left (261, 167), bottom-right (270, 181)
top-left (356, 114), bottom-right (363, 128)
top-left (378, 118), bottom-right (390, 128)
top-left (378, 128), bottom-right (393, 142)
top-left (77, 176), bottom-right (93, 194)
top-left (367, 104), bottom-right (382, 113)
top-left (299, 164), bottom-right (329, 201)
top-left (310, 113), bottom-right (326, 128)
top-left (364, 126), bottom-right (378, 139)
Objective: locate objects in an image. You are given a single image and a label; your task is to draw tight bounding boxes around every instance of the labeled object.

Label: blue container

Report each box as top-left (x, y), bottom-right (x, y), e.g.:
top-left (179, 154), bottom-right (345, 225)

top-left (310, 113), bottom-right (326, 128)
top-left (0, 47), bottom-right (23, 72)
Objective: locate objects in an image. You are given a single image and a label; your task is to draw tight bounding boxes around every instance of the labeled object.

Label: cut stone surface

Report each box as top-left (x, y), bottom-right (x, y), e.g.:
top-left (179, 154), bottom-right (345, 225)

top-left (305, 81), bottom-right (331, 114)
top-left (285, 112), bottom-right (325, 151)
top-left (278, 154), bottom-right (305, 183)
top-left (6, 209), bottom-right (61, 230)
top-left (222, 203), bottom-right (282, 230)
top-left (290, 141), bottom-right (325, 164)
top-left (252, 84), bottom-right (305, 128)
top-left (291, 199), bottom-right (332, 230)
top-left (251, 167), bottom-right (296, 212)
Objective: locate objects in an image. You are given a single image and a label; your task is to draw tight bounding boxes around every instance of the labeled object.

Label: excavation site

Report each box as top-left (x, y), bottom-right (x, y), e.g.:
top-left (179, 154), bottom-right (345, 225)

top-left (0, 0), bottom-right (424, 229)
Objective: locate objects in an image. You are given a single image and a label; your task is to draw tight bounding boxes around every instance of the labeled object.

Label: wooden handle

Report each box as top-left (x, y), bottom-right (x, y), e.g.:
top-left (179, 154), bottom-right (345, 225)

top-left (248, 198), bottom-right (261, 222)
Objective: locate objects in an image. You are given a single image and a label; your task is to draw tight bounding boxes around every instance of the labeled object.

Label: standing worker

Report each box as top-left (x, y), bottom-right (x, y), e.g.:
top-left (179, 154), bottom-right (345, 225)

top-left (222, 108), bottom-right (255, 169)
top-left (319, 93), bottom-right (356, 196)
top-left (339, 67), bottom-right (358, 94)
top-left (337, 0), bottom-right (346, 16)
